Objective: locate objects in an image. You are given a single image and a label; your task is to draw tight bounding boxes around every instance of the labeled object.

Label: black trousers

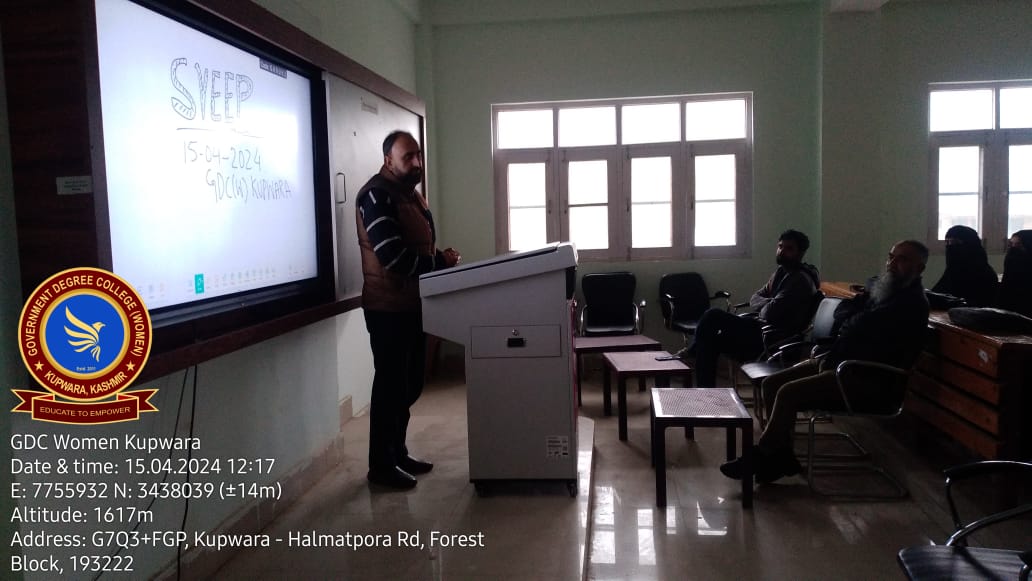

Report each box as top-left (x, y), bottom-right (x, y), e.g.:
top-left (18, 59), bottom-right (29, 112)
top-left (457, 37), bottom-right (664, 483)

top-left (691, 308), bottom-right (764, 387)
top-left (364, 309), bottom-right (426, 471)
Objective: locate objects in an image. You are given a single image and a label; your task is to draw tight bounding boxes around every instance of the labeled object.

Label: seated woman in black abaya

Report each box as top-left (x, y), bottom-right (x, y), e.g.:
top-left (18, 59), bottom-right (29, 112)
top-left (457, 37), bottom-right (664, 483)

top-left (999, 229), bottom-right (1032, 317)
top-left (932, 225), bottom-right (998, 307)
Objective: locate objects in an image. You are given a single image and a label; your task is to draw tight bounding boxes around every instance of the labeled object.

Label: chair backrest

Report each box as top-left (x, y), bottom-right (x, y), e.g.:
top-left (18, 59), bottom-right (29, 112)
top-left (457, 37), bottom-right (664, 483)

top-left (761, 290), bottom-right (827, 352)
top-left (658, 272), bottom-right (710, 323)
top-left (581, 272), bottom-right (637, 334)
top-left (811, 296), bottom-right (844, 342)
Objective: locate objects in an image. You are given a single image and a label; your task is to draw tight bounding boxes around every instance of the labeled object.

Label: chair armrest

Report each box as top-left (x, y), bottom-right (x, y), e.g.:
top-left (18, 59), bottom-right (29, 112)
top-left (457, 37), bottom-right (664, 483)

top-left (808, 337), bottom-right (836, 359)
top-left (832, 360), bottom-right (909, 416)
top-left (945, 503), bottom-right (1032, 547)
top-left (634, 300), bottom-right (646, 334)
top-left (578, 306), bottom-right (586, 336)
top-left (765, 339), bottom-right (813, 365)
top-left (944, 459), bottom-right (1032, 482)
top-left (761, 329), bottom-right (803, 356)
top-left (662, 293), bottom-right (678, 324)
top-left (943, 460), bottom-right (1032, 540)
top-left (730, 301), bottom-right (750, 314)
top-left (713, 290), bottom-right (732, 311)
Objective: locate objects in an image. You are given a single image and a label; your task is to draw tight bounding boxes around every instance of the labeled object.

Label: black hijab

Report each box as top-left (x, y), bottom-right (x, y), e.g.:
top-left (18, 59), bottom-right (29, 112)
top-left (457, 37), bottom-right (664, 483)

top-left (932, 225), bottom-right (998, 307)
top-left (1000, 229), bottom-right (1032, 316)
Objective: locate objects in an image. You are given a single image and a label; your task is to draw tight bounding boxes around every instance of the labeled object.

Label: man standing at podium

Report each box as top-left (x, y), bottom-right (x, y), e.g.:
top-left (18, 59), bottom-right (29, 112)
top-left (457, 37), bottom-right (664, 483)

top-left (357, 130), bottom-right (460, 489)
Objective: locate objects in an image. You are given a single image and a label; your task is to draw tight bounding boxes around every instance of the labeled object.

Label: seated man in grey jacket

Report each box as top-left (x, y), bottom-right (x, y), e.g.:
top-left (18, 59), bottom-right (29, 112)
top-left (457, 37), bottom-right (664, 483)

top-left (688, 229), bottom-right (820, 387)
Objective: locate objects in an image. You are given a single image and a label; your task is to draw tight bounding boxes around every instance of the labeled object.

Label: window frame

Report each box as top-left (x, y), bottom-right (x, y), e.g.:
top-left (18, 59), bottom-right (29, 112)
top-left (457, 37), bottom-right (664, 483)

top-left (624, 142), bottom-right (684, 261)
top-left (492, 93), bottom-right (753, 260)
top-left (928, 81), bottom-right (1032, 254)
top-left (493, 148), bottom-right (556, 254)
top-left (559, 146), bottom-right (619, 261)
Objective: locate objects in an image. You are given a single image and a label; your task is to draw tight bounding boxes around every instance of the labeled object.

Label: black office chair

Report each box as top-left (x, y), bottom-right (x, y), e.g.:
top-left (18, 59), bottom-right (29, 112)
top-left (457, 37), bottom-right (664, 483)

top-left (579, 272), bottom-right (642, 336)
top-left (727, 290), bottom-right (827, 408)
top-left (739, 295), bottom-right (842, 425)
top-left (658, 272), bottom-right (730, 356)
top-left (897, 460), bottom-right (1032, 580)
top-left (803, 359), bottom-right (911, 499)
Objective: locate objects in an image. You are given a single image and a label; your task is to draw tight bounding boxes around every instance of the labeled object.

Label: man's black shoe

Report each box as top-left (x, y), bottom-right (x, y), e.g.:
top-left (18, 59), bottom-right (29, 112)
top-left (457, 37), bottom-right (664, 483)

top-left (755, 450), bottom-right (803, 484)
top-left (367, 466), bottom-right (417, 489)
top-left (719, 457), bottom-right (747, 480)
top-left (398, 455), bottom-right (433, 475)
top-left (720, 448), bottom-right (803, 483)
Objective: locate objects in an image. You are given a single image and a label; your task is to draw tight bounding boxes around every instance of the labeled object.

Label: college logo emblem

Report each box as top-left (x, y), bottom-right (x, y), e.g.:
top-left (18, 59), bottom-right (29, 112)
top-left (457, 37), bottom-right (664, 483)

top-left (13, 267), bottom-right (157, 424)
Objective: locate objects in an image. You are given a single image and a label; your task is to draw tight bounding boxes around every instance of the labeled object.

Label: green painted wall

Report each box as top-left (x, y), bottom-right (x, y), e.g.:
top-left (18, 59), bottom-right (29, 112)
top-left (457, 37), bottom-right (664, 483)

top-left (427, 0), bottom-right (1032, 345)
top-left (430, 2), bottom-right (821, 344)
top-left (822, 0), bottom-right (1032, 284)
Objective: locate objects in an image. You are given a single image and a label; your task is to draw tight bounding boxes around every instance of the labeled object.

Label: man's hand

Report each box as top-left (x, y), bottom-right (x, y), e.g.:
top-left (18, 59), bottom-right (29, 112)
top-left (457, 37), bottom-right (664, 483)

top-left (442, 247), bottom-right (461, 267)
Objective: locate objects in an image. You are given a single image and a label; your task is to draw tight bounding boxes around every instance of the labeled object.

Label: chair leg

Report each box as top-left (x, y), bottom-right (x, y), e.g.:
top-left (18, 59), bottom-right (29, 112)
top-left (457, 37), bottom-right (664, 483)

top-left (751, 378), bottom-right (765, 428)
top-left (805, 414), bottom-right (907, 500)
top-left (794, 416), bottom-right (869, 462)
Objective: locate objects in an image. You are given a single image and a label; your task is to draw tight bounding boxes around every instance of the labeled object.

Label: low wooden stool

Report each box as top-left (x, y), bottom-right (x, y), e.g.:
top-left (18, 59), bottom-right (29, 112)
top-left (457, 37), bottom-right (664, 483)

top-left (650, 387), bottom-right (753, 508)
top-left (574, 335), bottom-right (662, 412)
top-left (602, 351), bottom-right (693, 441)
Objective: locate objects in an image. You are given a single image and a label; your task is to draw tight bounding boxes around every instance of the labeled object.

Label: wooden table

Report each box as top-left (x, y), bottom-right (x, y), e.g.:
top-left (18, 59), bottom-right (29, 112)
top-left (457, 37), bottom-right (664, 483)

top-left (910, 311), bottom-right (1032, 459)
top-left (819, 280), bottom-right (860, 299)
top-left (602, 351), bottom-right (693, 441)
top-left (574, 334), bottom-right (662, 410)
top-left (650, 388), bottom-right (753, 508)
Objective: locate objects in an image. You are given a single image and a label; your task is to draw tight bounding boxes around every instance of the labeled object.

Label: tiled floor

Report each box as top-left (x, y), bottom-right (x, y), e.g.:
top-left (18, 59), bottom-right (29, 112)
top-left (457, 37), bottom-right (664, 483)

top-left (215, 355), bottom-right (1030, 580)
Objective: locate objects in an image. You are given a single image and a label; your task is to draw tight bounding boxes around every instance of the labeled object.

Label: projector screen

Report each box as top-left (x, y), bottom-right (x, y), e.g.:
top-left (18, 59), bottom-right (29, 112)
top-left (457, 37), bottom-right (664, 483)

top-left (94, 0), bottom-right (320, 315)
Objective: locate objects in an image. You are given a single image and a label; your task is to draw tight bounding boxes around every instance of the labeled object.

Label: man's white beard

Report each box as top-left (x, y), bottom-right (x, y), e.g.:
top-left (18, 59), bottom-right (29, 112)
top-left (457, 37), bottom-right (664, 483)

top-left (870, 271), bottom-right (918, 305)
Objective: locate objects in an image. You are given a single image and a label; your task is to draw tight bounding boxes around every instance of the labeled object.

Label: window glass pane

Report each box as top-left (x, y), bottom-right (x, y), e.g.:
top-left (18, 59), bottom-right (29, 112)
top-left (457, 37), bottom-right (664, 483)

top-left (937, 194), bottom-right (979, 239)
top-left (558, 107), bottom-right (616, 147)
top-left (685, 99), bottom-right (746, 141)
top-left (1008, 193), bottom-right (1032, 234)
top-left (508, 163), bottom-right (546, 207)
top-left (1009, 144), bottom-right (1032, 192)
top-left (1000, 87), bottom-right (1032, 129)
top-left (1009, 145), bottom-right (1032, 234)
top-left (631, 157), bottom-right (671, 203)
top-left (622, 103), bottom-right (679, 144)
top-left (497, 109), bottom-right (553, 149)
top-left (569, 206), bottom-right (608, 250)
top-left (695, 201), bottom-right (736, 246)
top-left (929, 90), bottom-right (993, 131)
top-left (695, 155), bottom-right (736, 201)
top-left (509, 208), bottom-right (546, 251)
top-left (632, 203), bottom-right (671, 248)
top-left (938, 146), bottom-right (980, 194)
top-left (568, 160), bottom-right (608, 205)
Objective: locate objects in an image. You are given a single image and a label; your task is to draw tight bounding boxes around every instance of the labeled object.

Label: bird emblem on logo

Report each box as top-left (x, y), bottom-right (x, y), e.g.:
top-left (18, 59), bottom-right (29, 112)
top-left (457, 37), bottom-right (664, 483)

top-left (64, 306), bottom-right (106, 362)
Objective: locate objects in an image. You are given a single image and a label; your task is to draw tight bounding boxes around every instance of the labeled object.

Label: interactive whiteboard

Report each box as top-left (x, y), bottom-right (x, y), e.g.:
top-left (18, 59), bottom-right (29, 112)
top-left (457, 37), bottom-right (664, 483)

top-left (94, 0), bottom-right (319, 312)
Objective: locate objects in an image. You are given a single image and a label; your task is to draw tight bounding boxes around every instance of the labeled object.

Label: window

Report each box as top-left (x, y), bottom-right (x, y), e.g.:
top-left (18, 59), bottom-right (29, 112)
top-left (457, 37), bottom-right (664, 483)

top-left (929, 81), bottom-right (1032, 252)
top-left (493, 94), bottom-right (753, 260)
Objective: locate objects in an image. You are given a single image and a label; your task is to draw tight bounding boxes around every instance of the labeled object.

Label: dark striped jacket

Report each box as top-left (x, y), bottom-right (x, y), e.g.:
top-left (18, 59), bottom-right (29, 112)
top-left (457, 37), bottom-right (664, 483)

top-left (355, 170), bottom-right (446, 312)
